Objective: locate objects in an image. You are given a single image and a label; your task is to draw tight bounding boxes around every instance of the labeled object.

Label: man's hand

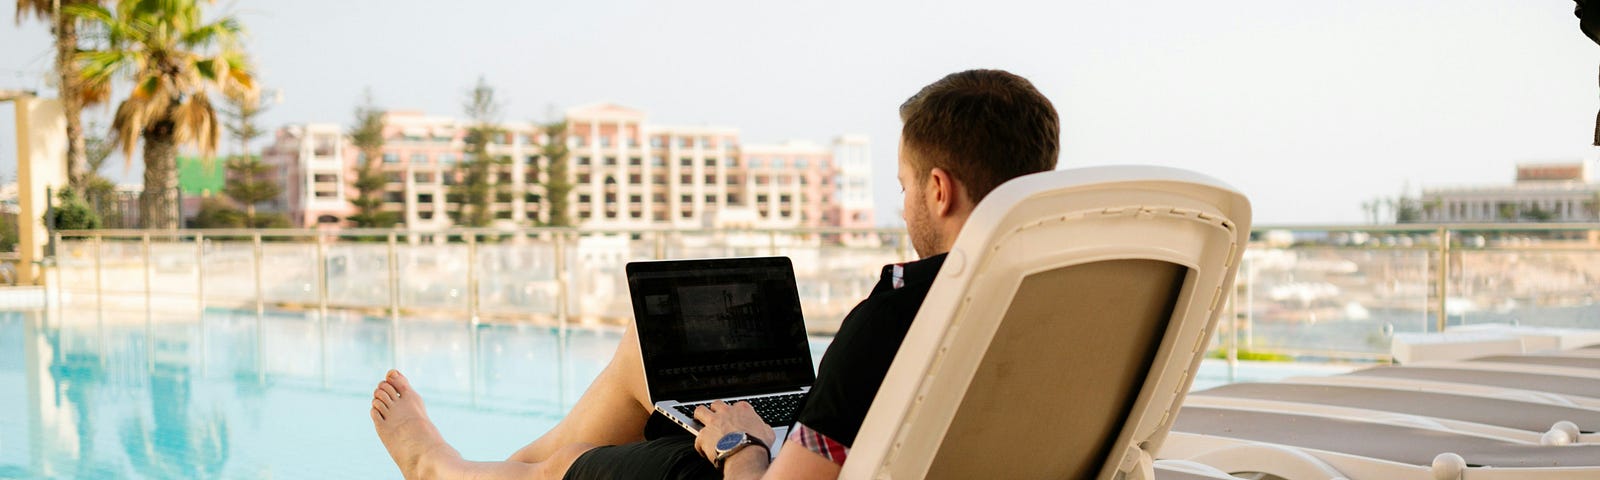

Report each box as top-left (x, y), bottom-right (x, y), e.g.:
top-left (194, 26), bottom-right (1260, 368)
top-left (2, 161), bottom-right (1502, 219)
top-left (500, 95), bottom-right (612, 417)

top-left (692, 400), bottom-right (777, 468)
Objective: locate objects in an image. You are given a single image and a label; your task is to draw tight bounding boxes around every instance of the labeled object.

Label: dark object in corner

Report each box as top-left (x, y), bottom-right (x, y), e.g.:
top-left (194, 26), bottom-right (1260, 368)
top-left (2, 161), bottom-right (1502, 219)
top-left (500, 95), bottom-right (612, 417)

top-left (1584, 1), bottom-right (1600, 145)
top-left (1581, 0), bottom-right (1600, 44)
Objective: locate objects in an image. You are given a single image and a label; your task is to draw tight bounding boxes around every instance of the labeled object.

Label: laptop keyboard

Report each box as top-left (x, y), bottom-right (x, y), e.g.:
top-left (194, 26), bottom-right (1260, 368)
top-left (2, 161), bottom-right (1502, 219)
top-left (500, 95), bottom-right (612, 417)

top-left (674, 392), bottom-right (807, 426)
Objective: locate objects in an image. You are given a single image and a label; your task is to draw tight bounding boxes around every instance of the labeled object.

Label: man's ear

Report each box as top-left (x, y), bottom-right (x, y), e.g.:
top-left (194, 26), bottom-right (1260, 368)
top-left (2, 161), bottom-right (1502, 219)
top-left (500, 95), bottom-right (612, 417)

top-left (929, 167), bottom-right (957, 217)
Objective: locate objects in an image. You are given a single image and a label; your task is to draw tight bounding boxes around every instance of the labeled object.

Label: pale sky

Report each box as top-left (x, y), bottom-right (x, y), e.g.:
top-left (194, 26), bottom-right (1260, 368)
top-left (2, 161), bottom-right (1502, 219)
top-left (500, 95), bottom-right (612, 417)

top-left (2, 0), bottom-right (1595, 225)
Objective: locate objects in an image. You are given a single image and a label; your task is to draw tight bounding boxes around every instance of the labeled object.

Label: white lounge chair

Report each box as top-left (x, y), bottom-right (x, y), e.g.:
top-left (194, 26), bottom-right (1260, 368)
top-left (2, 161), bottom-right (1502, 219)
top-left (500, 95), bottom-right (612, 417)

top-left (840, 166), bottom-right (1252, 480)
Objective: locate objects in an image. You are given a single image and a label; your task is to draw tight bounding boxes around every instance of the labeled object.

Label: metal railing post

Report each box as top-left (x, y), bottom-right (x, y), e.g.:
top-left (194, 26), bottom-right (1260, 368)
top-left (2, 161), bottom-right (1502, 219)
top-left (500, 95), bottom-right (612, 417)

top-left (388, 232), bottom-right (400, 369)
top-left (143, 232), bottom-right (153, 371)
top-left (654, 230), bottom-right (666, 260)
top-left (93, 234), bottom-right (104, 364)
top-left (254, 232), bottom-right (265, 384)
top-left (317, 233), bottom-right (329, 388)
top-left (51, 231), bottom-right (62, 329)
top-left (1436, 226), bottom-right (1449, 333)
top-left (196, 233), bottom-right (206, 375)
top-left (467, 232), bottom-right (480, 406)
top-left (555, 231), bottom-right (570, 411)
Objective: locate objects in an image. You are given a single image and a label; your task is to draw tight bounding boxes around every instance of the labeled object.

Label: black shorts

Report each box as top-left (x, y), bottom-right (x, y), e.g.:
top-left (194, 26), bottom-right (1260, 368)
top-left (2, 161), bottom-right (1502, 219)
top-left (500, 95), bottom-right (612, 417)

top-left (562, 435), bottom-right (719, 480)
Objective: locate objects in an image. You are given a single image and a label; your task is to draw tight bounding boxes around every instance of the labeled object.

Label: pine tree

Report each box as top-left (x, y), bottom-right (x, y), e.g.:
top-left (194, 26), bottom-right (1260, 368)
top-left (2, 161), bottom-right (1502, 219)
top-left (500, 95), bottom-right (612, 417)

top-left (349, 89), bottom-right (397, 227)
top-left (540, 119), bottom-right (573, 227)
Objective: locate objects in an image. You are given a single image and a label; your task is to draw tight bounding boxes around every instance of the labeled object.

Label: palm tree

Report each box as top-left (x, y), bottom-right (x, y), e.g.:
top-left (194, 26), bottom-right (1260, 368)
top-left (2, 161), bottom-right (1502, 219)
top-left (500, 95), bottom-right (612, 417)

top-left (15, 0), bottom-right (105, 189)
top-left (70, 0), bottom-right (256, 229)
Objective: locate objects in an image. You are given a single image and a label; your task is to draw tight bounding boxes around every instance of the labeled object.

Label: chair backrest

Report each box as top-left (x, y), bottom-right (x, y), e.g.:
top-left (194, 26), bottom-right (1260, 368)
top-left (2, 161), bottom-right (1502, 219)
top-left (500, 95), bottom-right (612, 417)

top-left (840, 166), bottom-right (1251, 480)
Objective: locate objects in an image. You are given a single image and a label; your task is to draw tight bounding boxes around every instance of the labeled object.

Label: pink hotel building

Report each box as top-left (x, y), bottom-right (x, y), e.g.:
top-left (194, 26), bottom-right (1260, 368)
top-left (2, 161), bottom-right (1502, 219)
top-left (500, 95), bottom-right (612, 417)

top-left (263, 103), bottom-right (875, 232)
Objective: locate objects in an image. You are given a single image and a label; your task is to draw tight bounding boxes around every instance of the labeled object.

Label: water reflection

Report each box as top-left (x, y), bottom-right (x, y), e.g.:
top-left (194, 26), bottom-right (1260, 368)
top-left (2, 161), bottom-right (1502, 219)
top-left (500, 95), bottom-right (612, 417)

top-left (2, 307), bottom-right (620, 479)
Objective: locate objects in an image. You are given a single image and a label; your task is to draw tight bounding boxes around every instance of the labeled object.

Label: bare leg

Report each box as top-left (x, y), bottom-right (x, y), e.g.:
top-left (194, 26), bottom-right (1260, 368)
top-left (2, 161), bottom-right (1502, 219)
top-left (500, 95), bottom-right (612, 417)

top-left (505, 323), bottom-right (654, 462)
top-left (372, 369), bottom-right (594, 480)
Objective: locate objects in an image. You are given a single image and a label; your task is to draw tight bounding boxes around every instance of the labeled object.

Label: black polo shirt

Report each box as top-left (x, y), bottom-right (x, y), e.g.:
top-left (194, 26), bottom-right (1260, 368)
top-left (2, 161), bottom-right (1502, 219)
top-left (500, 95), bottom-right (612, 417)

top-left (795, 252), bottom-right (947, 448)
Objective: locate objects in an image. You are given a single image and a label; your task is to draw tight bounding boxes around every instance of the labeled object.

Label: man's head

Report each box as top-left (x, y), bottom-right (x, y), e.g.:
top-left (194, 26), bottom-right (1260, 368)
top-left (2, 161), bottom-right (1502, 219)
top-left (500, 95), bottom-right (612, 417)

top-left (897, 69), bottom-right (1060, 258)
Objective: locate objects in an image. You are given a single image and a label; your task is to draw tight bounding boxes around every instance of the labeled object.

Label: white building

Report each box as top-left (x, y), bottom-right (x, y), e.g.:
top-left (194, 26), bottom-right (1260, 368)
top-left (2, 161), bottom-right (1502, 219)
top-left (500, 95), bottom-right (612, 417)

top-left (1420, 162), bottom-right (1600, 223)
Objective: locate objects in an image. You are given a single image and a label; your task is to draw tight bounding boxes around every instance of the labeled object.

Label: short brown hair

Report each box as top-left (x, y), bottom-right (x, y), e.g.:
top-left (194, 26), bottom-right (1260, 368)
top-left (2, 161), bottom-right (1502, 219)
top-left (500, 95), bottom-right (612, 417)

top-left (899, 69), bottom-right (1059, 203)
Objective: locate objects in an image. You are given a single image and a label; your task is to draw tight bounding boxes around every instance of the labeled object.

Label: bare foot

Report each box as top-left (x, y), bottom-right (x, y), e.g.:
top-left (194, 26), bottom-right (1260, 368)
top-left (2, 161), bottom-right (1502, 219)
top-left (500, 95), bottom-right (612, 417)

top-left (371, 370), bottom-right (459, 479)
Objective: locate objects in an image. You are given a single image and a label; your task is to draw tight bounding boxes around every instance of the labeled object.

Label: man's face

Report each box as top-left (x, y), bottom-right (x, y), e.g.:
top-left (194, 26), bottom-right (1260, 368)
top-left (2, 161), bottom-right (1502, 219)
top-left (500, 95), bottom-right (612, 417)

top-left (898, 142), bottom-right (939, 258)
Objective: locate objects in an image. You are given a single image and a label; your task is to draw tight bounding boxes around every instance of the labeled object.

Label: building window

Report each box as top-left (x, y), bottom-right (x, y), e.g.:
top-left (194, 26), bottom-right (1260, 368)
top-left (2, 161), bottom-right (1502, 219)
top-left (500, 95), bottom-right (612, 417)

top-left (780, 194), bottom-right (791, 204)
top-left (313, 173), bottom-right (337, 183)
top-left (797, 159), bottom-right (809, 169)
top-left (630, 211), bottom-right (643, 219)
top-left (704, 158), bottom-right (715, 167)
top-left (680, 175), bottom-right (692, 184)
top-left (705, 175), bottom-right (715, 184)
top-left (678, 137), bottom-right (691, 148)
top-left (414, 172), bottom-right (434, 183)
top-left (578, 174), bottom-right (591, 183)
top-left (439, 154), bottom-right (456, 164)
top-left (605, 209), bottom-right (617, 219)
top-left (799, 176), bottom-right (808, 186)
top-left (651, 156), bottom-right (665, 166)
top-left (574, 136), bottom-right (587, 147)
top-left (417, 193), bottom-right (434, 204)
top-left (724, 157), bottom-right (737, 167)
top-left (680, 157), bottom-right (693, 167)
top-left (578, 156), bottom-right (591, 166)
top-left (653, 211), bottom-right (666, 221)
top-left (757, 194), bottom-right (768, 204)
top-left (600, 135), bottom-right (612, 147)
top-left (749, 157), bottom-right (762, 168)
top-left (680, 195), bottom-right (692, 204)
top-left (419, 211), bottom-right (434, 220)
top-left (652, 175), bottom-right (666, 184)
top-left (604, 156), bottom-right (617, 166)
top-left (705, 195), bottom-right (715, 204)
top-left (495, 210), bottom-right (512, 219)
top-left (580, 210), bottom-right (591, 219)
top-left (579, 194), bottom-right (592, 203)
top-left (755, 175), bottom-right (768, 185)
top-left (630, 195), bottom-right (642, 204)
top-left (629, 174), bottom-right (641, 183)
top-left (653, 194), bottom-right (666, 202)
top-left (629, 157), bottom-right (642, 166)
top-left (411, 153), bottom-right (427, 164)
top-left (650, 137), bottom-right (664, 148)
top-left (774, 158), bottom-right (786, 168)
top-left (383, 153), bottom-right (399, 164)
top-left (384, 192), bottom-right (404, 203)
top-left (725, 193), bottom-right (738, 204)
top-left (315, 190), bottom-right (338, 199)
top-left (385, 172), bottom-right (403, 182)
top-left (526, 193), bottom-right (542, 203)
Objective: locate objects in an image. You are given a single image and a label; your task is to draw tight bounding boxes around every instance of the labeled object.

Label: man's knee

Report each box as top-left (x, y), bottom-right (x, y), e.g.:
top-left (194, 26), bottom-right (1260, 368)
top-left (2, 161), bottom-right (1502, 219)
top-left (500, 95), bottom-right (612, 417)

top-left (536, 443), bottom-right (597, 479)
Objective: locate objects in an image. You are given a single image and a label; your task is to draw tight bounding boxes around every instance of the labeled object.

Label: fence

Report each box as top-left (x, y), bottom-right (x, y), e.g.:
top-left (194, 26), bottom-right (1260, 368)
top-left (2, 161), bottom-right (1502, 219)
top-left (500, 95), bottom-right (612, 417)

top-left (46, 224), bottom-right (1600, 364)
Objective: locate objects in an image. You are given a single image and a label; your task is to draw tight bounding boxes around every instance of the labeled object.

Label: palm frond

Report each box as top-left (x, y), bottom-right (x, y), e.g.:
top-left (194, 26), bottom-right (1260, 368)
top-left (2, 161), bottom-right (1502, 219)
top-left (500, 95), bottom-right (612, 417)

top-left (15, 0), bottom-right (53, 23)
top-left (110, 99), bottom-right (146, 165)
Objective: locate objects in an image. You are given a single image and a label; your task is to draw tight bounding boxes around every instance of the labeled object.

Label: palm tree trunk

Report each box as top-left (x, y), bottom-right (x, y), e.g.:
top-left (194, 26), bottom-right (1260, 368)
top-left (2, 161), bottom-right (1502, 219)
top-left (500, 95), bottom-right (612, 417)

top-left (140, 123), bottom-right (180, 229)
top-left (57, 12), bottom-right (88, 188)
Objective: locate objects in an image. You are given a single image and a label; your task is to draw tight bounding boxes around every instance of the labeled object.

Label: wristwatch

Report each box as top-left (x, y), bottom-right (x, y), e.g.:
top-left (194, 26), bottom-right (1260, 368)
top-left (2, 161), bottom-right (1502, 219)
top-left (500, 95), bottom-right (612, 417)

top-left (712, 431), bottom-right (770, 469)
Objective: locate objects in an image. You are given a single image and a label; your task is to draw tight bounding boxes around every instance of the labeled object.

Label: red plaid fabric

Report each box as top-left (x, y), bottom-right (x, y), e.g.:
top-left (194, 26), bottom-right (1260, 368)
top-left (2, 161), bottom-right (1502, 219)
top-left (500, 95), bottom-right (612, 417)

top-left (787, 422), bottom-right (848, 465)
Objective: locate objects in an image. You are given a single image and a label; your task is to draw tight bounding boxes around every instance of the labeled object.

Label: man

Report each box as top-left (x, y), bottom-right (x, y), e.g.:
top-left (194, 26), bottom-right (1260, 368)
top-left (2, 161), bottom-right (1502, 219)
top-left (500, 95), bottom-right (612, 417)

top-left (369, 68), bottom-right (1060, 480)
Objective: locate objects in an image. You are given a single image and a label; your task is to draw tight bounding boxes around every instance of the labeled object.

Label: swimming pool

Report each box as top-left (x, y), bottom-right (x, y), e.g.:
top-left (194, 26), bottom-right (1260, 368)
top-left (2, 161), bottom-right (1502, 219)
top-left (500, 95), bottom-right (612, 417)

top-left (0, 309), bottom-right (1353, 479)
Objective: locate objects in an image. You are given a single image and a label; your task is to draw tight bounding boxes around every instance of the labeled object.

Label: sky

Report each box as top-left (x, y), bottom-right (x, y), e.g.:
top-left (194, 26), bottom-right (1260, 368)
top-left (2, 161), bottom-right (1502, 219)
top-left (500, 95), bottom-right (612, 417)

top-left (2, 0), bottom-right (1596, 226)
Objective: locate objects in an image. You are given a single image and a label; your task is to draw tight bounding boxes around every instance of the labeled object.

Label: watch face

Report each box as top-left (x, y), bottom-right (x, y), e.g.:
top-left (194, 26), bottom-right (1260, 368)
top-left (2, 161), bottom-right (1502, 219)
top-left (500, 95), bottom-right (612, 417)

top-left (716, 432), bottom-right (747, 451)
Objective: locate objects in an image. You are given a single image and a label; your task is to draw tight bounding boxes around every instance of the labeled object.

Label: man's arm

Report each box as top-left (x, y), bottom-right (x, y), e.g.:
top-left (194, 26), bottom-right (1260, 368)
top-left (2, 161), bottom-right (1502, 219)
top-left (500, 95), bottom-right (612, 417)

top-left (693, 401), bottom-right (843, 480)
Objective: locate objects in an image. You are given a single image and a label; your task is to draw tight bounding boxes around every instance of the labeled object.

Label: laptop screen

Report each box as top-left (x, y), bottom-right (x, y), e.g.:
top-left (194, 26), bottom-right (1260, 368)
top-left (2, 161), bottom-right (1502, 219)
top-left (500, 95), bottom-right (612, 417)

top-left (627, 257), bottom-right (816, 402)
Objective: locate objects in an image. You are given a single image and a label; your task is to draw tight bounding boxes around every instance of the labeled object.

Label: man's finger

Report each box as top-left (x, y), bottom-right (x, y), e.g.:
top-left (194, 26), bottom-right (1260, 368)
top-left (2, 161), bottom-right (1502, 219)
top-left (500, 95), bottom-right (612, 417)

top-left (711, 400), bottom-right (729, 411)
top-left (693, 405), bottom-right (713, 422)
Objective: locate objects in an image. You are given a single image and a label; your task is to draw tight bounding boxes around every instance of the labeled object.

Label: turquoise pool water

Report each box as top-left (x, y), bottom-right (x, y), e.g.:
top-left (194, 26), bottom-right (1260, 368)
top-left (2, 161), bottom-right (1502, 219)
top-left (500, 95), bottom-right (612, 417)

top-left (0, 309), bottom-right (1352, 479)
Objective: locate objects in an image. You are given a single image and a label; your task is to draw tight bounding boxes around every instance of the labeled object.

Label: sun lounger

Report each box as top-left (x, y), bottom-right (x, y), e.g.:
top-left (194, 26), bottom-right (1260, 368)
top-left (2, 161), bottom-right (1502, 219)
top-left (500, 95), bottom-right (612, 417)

top-left (1166, 405), bottom-right (1600, 479)
top-left (1344, 365), bottom-right (1600, 400)
top-left (1188, 382), bottom-right (1600, 443)
top-left (839, 166), bottom-right (1251, 480)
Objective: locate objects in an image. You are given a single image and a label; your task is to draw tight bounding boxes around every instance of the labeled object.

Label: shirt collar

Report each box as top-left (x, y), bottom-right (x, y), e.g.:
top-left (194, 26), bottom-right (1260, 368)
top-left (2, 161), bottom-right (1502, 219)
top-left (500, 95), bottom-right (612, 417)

top-left (880, 253), bottom-right (948, 290)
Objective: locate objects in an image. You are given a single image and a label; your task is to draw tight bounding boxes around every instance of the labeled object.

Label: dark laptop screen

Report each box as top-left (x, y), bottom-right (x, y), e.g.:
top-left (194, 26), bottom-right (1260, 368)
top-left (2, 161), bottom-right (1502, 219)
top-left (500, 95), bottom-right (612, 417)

top-left (627, 257), bottom-right (816, 402)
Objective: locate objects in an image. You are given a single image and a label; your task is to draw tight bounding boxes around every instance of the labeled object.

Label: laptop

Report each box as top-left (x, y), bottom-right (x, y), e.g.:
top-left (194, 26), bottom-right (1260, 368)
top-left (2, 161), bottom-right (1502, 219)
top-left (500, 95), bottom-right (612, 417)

top-left (626, 256), bottom-right (816, 450)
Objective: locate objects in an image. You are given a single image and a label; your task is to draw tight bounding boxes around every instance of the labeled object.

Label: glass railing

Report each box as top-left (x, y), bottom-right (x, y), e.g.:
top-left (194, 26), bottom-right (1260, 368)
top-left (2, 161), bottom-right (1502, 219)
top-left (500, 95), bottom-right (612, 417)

top-left (48, 224), bottom-right (1600, 364)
